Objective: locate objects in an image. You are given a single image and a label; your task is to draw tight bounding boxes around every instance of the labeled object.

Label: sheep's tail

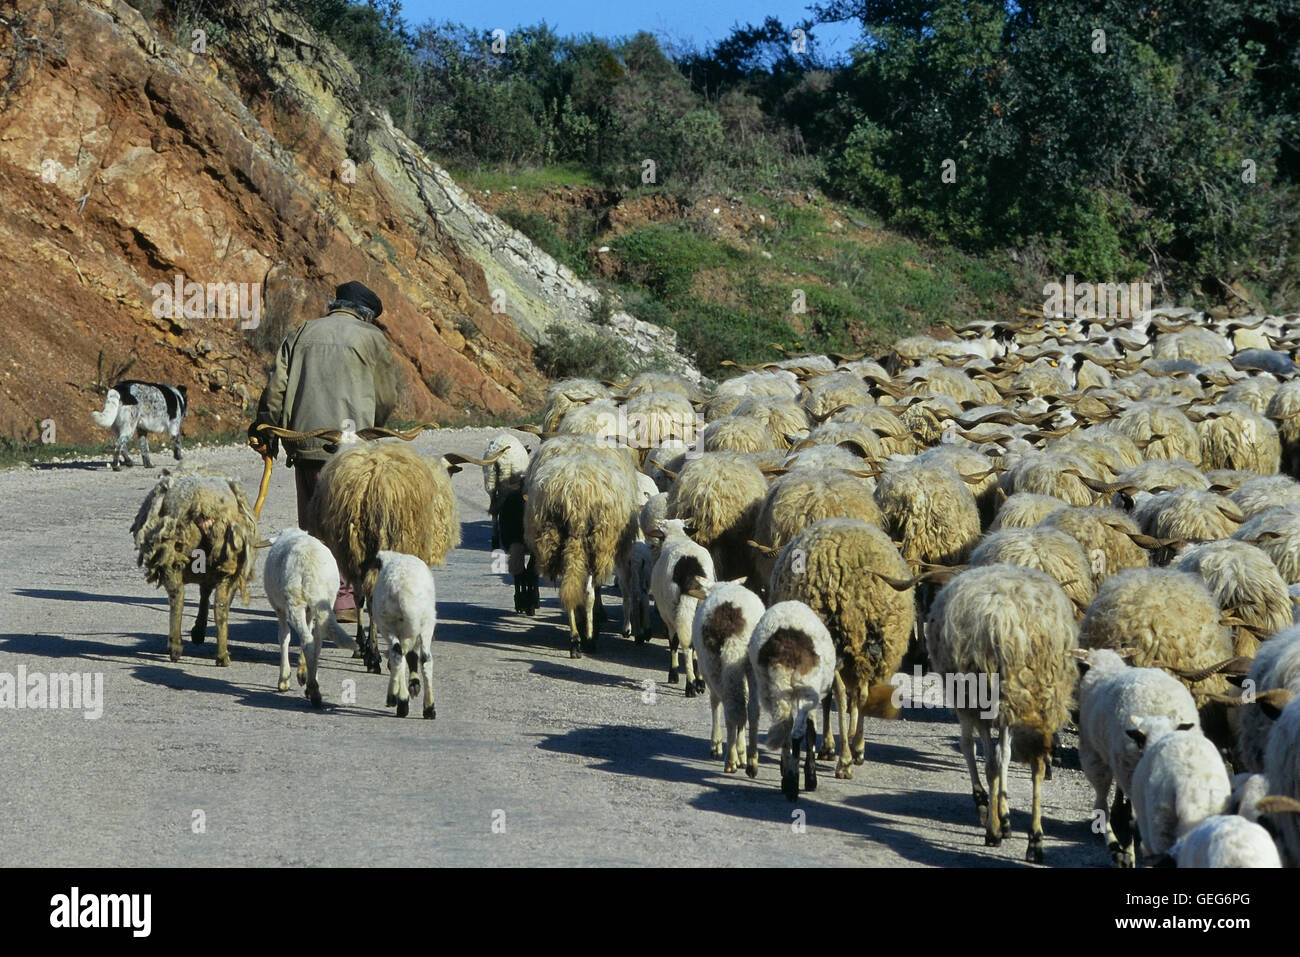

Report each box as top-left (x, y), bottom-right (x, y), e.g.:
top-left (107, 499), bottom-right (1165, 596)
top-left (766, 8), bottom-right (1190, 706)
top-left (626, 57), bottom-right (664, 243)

top-left (317, 603), bottom-right (357, 651)
top-left (92, 390), bottom-right (120, 427)
top-left (559, 534), bottom-right (589, 612)
top-left (766, 697), bottom-right (794, 750)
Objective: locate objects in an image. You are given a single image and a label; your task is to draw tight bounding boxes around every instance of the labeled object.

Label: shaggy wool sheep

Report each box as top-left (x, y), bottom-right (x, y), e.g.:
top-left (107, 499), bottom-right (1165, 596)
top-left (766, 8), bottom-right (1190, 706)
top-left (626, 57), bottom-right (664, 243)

top-left (649, 519), bottom-right (716, 694)
top-left (370, 551), bottom-right (438, 719)
top-left (1266, 379), bottom-right (1300, 477)
top-left (306, 441), bottom-right (461, 671)
top-left (1229, 474), bottom-right (1300, 519)
top-left (752, 468), bottom-right (881, 590)
top-left (731, 396), bottom-right (810, 448)
top-left (1114, 402), bottom-right (1202, 465)
top-left (874, 460), bottom-right (982, 566)
top-left (1128, 716), bottom-right (1232, 865)
top-left (990, 493), bottom-right (1068, 530)
top-left (690, 580), bottom-right (766, 774)
top-left (524, 437), bottom-right (640, 658)
top-left (263, 528), bottom-right (357, 707)
top-left (541, 378), bottom-right (611, 433)
top-left (494, 474), bottom-right (540, 616)
top-left (1235, 627), bottom-right (1300, 773)
top-left (969, 526), bottom-right (1096, 616)
top-left (1077, 649), bottom-right (1199, 867)
top-left (666, 451), bottom-right (767, 585)
top-left (702, 415), bottom-right (777, 453)
top-left (1005, 452), bottom-right (1099, 507)
top-left (1263, 693), bottom-right (1300, 865)
top-left (769, 518), bottom-right (914, 778)
top-left (131, 472), bottom-right (258, 667)
top-left (925, 564), bottom-right (1078, 863)
top-left (1137, 489), bottom-right (1243, 562)
top-left (803, 372), bottom-right (875, 420)
top-left (1173, 540), bottom-right (1292, 657)
top-left (1194, 403), bottom-right (1281, 474)
top-left (1234, 504), bottom-right (1300, 584)
top-left (749, 600), bottom-right (837, 801)
top-left (1042, 506), bottom-right (1149, 587)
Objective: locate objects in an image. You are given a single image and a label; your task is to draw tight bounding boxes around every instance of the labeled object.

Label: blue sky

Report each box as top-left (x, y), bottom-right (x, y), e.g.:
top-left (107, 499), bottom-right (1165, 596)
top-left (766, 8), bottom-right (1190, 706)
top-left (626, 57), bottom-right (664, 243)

top-left (394, 0), bottom-right (864, 61)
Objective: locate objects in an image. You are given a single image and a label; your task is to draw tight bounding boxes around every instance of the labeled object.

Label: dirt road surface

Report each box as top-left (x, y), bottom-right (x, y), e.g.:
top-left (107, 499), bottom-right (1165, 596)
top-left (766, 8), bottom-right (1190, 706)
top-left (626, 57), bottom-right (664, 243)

top-left (0, 430), bottom-right (1104, 867)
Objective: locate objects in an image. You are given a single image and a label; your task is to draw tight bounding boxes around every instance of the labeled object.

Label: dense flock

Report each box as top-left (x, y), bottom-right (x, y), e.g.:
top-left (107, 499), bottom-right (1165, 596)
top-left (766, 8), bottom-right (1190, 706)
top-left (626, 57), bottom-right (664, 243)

top-left (127, 307), bottom-right (1300, 867)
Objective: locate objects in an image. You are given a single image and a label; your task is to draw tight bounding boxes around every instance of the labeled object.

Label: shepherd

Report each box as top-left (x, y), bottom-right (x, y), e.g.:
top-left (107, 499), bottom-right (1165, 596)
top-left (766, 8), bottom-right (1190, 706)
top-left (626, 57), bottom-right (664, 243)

top-left (247, 280), bottom-right (400, 622)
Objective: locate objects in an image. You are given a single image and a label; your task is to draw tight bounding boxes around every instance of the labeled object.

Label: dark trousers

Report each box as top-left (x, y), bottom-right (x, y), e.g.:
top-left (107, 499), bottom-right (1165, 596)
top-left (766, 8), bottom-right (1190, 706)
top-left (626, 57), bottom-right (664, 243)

top-left (294, 460), bottom-right (357, 611)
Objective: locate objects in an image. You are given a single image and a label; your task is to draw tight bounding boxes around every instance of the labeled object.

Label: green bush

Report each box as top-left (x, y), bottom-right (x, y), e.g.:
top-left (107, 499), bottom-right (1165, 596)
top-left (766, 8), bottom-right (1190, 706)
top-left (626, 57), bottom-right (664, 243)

top-left (533, 323), bottom-right (631, 381)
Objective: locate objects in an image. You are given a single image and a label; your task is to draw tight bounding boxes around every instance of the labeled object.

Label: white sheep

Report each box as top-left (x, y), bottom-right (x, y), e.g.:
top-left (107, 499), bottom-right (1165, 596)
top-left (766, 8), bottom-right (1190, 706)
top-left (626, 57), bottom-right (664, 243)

top-left (370, 551), bottom-right (438, 719)
top-left (690, 579), bottom-right (766, 775)
top-left (1127, 715), bottom-right (1232, 866)
top-left (263, 528), bottom-right (357, 707)
top-left (1076, 648), bottom-right (1199, 867)
top-left (615, 539), bottom-right (653, 642)
top-left (482, 433), bottom-right (531, 549)
top-left (1169, 815), bottom-right (1282, 868)
top-left (648, 519), bottom-right (715, 695)
top-left (749, 600), bottom-right (837, 801)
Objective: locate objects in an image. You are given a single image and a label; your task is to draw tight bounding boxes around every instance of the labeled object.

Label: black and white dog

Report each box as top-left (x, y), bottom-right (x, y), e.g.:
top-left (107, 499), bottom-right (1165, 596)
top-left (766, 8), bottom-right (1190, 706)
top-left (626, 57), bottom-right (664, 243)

top-left (92, 380), bottom-right (188, 471)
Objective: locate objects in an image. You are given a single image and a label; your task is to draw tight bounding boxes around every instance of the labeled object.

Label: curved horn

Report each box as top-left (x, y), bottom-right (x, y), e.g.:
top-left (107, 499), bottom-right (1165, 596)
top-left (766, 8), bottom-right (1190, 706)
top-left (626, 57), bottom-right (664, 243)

top-left (1256, 795), bottom-right (1300, 815)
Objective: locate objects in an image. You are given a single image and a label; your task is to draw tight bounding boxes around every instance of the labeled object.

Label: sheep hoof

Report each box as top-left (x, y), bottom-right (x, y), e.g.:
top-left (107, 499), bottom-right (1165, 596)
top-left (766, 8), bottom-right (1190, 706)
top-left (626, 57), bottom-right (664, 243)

top-left (973, 790), bottom-right (989, 826)
top-left (852, 750), bottom-right (865, 766)
top-left (834, 761), bottom-right (853, 780)
top-left (386, 690), bottom-right (398, 707)
top-left (308, 688), bottom-right (322, 709)
top-left (351, 648), bottom-right (365, 659)
top-left (111, 463), bottom-right (122, 472)
top-left (423, 705), bottom-right (435, 719)
top-left (168, 645), bottom-right (182, 663)
top-left (804, 767), bottom-right (817, 792)
top-left (277, 678), bottom-right (290, 692)
top-left (396, 699), bottom-right (409, 718)
top-left (781, 771), bottom-right (799, 802)
top-left (667, 670), bottom-right (678, 684)
top-left (1025, 836), bottom-right (1043, 865)
top-left (581, 637), bottom-right (596, 654)
top-left (746, 761), bottom-right (758, 779)
top-left (569, 640), bottom-right (582, 659)
top-left (1109, 844), bottom-right (1134, 868)
top-left (684, 682), bottom-right (698, 699)
top-left (711, 742), bottom-right (724, 758)
top-left (215, 651), bottom-right (230, 667)
top-left (190, 628), bottom-right (206, 645)
top-left (817, 742), bottom-right (835, 760)
top-left (1000, 815), bottom-right (1012, 839)
top-left (724, 760), bottom-right (738, 773)
top-left (984, 832), bottom-right (1001, 847)
top-left (635, 631), bottom-right (651, 644)
top-left (693, 677), bottom-right (706, 694)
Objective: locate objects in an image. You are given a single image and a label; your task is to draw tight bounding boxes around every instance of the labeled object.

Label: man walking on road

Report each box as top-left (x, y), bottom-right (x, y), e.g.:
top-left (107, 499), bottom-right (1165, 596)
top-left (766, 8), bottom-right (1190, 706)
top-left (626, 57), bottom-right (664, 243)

top-left (248, 280), bottom-right (399, 621)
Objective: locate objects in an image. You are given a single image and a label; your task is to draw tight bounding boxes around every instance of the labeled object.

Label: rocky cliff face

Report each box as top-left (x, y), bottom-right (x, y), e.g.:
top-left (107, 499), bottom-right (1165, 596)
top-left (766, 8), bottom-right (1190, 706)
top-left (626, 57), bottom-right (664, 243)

top-left (0, 0), bottom-right (695, 446)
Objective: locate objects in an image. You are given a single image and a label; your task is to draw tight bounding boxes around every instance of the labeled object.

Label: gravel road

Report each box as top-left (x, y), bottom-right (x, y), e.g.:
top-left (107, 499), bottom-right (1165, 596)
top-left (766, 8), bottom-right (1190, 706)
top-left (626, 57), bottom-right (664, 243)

top-left (0, 430), bottom-right (1105, 867)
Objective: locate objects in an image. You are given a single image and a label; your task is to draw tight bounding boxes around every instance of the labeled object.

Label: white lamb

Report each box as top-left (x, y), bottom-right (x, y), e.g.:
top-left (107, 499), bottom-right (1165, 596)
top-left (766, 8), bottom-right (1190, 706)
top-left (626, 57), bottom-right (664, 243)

top-left (615, 539), bottom-right (653, 642)
top-left (749, 601), bottom-right (836, 801)
top-left (648, 519), bottom-right (715, 695)
top-left (1170, 815), bottom-right (1282, 868)
top-left (1128, 715), bottom-right (1232, 866)
top-left (370, 551), bottom-right (438, 719)
top-left (263, 528), bottom-right (357, 708)
top-left (690, 579), bottom-right (765, 775)
top-left (1077, 648), bottom-right (1199, 867)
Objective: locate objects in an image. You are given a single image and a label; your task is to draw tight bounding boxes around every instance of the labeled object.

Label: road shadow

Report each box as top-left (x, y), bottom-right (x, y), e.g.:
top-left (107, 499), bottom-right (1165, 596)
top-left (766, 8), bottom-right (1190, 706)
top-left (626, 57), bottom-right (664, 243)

top-left (11, 588), bottom-right (277, 620)
top-left (534, 725), bottom-right (714, 787)
top-left (129, 662), bottom-right (372, 715)
top-left (506, 656), bottom-right (645, 690)
top-left (31, 461), bottom-right (107, 471)
top-left (0, 630), bottom-right (156, 662)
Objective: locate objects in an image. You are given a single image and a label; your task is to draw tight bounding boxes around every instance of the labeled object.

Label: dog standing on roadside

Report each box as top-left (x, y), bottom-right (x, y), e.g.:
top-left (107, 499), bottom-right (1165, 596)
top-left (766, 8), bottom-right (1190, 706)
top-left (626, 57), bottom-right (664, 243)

top-left (92, 380), bottom-right (188, 471)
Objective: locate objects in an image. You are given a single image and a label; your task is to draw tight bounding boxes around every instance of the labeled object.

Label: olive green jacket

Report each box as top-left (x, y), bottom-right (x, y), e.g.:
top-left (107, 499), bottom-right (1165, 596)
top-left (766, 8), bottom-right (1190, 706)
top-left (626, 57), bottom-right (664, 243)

top-left (253, 306), bottom-right (400, 464)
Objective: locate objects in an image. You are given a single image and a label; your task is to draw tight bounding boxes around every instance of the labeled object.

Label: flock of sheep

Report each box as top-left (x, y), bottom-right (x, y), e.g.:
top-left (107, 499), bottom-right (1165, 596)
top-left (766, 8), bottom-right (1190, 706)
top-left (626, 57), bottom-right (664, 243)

top-left (125, 306), bottom-right (1300, 867)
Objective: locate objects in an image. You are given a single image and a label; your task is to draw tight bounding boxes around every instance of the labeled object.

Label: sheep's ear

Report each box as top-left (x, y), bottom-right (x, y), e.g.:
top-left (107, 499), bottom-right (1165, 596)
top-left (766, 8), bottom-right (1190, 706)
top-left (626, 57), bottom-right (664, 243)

top-left (683, 579), bottom-right (709, 600)
top-left (726, 576), bottom-right (748, 586)
top-left (1176, 722), bottom-right (1195, 732)
top-left (1126, 728), bottom-right (1146, 747)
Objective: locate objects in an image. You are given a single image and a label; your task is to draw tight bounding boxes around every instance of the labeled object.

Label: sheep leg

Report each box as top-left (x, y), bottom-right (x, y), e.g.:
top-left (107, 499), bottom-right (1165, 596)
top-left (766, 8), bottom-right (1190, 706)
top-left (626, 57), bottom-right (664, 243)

top-left (566, 605), bottom-right (583, 659)
top-left (364, 602), bottom-right (382, 674)
top-left (164, 574), bottom-right (184, 662)
top-left (667, 632), bottom-right (678, 683)
top-left (190, 583), bottom-right (211, 644)
top-left (1026, 751), bottom-right (1046, 864)
top-left (834, 672), bottom-right (852, 779)
top-left (420, 640), bottom-right (435, 719)
top-left (213, 579), bottom-right (233, 667)
top-left (980, 722), bottom-right (1001, 846)
top-left (111, 432), bottom-right (127, 470)
top-left (818, 692), bottom-right (835, 759)
top-left (745, 666), bottom-right (760, 778)
top-left (137, 431), bottom-right (153, 469)
top-left (804, 711), bottom-right (818, 793)
top-left (302, 606), bottom-right (322, 707)
top-left (388, 640), bottom-right (410, 717)
top-left (957, 712), bottom-right (988, 827)
top-left (683, 642), bottom-right (699, 699)
top-left (782, 738), bottom-right (799, 802)
top-left (710, 690), bottom-right (725, 761)
top-left (997, 726), bottom-right (1012, 837)
top-left (171, 426), bottom-right (183, 461)
top-left (692, 651), bottom-right (706, 695)
top-left (1110, 790), bottom-right (1135, 868)
top-left (850, 696), bottom-right (865, 765)
top-left (581, 575), bottom-right (597, 653)
top-left (276, 611), bottom-right (292, 691)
